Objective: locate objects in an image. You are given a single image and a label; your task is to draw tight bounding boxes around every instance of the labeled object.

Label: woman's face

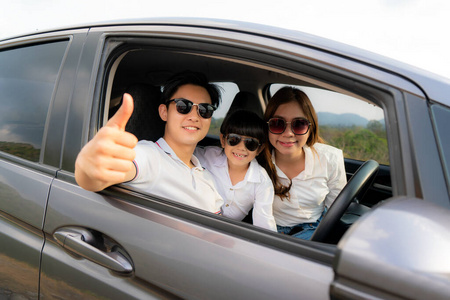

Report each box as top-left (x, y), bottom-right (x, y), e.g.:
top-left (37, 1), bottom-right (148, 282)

top-left (268, 101), bottom-right (310, 158)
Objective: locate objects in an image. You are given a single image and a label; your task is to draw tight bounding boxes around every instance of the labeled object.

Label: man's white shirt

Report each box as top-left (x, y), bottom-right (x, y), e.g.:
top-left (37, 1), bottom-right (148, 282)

top-left (128, 138), bottom-right (223, 214)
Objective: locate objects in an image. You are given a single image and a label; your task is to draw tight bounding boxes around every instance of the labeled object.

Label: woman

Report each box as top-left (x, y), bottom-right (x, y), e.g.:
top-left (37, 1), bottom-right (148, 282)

top-left (258, 86), bottom-right (347, 240)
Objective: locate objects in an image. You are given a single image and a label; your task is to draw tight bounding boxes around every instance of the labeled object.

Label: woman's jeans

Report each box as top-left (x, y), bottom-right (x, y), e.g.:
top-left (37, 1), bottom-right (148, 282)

top-left (276, 208), bottom-right (327, 240)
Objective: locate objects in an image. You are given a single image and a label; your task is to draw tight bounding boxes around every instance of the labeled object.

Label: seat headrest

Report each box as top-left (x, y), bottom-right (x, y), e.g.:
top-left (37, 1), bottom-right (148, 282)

top-left (228, 91), bottom-right (263, 118)
top-left (125, 83), bottom-right (165, 141)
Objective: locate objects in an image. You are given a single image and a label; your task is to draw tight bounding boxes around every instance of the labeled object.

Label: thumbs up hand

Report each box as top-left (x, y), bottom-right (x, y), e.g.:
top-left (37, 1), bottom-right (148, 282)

top-left (75, 94), bottom-right (139, 191)
top-left (106, 93), bottom-right (136, 132)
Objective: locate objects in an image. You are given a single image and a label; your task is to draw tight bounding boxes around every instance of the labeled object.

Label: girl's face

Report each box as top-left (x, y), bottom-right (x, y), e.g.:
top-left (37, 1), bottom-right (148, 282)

top-left (268, 101), bottom-right (310, 158)
top-left (220, 133), bottom-right (262, 169)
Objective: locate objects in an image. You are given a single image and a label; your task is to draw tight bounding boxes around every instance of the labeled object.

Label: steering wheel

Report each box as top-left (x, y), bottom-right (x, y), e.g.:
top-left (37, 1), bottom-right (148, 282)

top-left (311, 160), bottom-right (379, 243)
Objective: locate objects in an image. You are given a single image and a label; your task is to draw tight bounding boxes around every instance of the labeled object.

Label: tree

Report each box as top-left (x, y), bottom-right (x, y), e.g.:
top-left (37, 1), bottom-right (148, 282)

top-left (367, 120), bottom-right (385, 137)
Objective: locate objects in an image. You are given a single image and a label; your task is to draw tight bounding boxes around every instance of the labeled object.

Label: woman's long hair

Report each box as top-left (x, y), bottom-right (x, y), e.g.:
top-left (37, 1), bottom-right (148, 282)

top-left (257, 86), bottom-right (322, 200)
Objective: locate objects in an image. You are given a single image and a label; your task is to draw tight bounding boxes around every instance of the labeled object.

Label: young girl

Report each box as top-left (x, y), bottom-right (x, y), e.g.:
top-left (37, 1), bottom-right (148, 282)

top-left (258, 86), bottom-right (347, 240)
top-left (194, 109), bottom-right (277, 231)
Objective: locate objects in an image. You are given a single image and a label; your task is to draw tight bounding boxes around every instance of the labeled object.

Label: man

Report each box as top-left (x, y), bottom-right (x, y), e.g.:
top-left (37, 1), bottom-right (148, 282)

top-left (75, 71), bottom-right (223, 213)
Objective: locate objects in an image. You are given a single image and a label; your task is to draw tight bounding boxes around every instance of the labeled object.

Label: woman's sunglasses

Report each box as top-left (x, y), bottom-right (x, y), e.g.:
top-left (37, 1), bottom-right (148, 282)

top-left (267, 117), bottom-right (311, 135)
top-left (167, 98), bottom-right (216, 119)
top-left (225, 133), bottom-right (260, 152)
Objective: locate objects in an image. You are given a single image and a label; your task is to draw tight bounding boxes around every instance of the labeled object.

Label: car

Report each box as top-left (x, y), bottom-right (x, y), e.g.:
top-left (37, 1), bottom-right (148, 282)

top-left (0, 18), bottom-right (449, 299)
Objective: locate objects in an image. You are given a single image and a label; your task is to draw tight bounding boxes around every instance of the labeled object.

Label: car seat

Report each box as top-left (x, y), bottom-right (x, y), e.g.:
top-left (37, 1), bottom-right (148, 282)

top-left (124, 83), bottom-right (165, 141)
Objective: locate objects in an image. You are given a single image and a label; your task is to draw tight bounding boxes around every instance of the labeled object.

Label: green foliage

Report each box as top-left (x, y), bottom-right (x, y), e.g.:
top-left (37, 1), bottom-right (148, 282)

top-left (367, 120), bottom-right (384, 136)
top-left (320, 120), bottom-right (389, 165)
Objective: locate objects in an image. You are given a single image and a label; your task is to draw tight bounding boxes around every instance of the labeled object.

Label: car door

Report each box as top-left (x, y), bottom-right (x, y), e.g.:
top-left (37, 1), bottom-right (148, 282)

top-left (38, 26), bottom-right (337, 299)
top-left (39, 22), bottom-right (450, 299)
top-left (0, 33), bottom-right (82, 297)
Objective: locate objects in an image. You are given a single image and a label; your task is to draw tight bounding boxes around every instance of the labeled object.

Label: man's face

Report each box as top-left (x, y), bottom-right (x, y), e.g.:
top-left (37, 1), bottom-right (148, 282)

top-left (159, 84), bottom-right (212, 149)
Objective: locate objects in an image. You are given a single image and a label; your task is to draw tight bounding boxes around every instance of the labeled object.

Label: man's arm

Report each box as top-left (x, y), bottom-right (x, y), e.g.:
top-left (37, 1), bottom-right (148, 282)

top-left (75, 94), bottom-right (138, 191)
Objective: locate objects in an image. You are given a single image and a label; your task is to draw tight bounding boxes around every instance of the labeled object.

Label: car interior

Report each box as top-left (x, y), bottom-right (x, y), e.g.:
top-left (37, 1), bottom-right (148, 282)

top-left (101, 38), bottom-right (393, 245)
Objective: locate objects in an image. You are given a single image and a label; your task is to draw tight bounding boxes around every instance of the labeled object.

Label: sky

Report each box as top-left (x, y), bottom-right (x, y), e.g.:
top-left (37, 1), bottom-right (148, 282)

top-left (1, 0), bottom-right (449, 81)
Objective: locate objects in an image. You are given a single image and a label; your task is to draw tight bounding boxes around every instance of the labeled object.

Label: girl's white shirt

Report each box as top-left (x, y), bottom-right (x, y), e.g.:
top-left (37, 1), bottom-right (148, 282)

top-left (195, 146), bottom-right (277, 231)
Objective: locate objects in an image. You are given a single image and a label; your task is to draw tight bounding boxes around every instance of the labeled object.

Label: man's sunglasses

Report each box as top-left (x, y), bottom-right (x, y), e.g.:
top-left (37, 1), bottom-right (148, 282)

top-left (267, 117), bottom-right (311, 135)
top-left (167, 98), bottom-right (216, 119)
top-left (225, 133), bottom-right (260, 152)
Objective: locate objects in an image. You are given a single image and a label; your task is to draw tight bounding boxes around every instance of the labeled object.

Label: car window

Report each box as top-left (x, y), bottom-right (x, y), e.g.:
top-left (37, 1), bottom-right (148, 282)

top-left (270, 84), bottom-right (389, 165)
top-left (100, 39), bottom-right (393, 244)
top-left (208, 82), bottom-right (239, 136)
top-left (0, 40), bottom-right (68, 162)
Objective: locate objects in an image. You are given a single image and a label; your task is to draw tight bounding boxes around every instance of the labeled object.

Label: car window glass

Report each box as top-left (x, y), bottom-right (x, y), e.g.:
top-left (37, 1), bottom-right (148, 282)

top-left (0, 41), bottom-right (68, 161)
top-left (208, 82), bottom-right (239, 136)
top-left (270, 84), bottom-right (389, 165)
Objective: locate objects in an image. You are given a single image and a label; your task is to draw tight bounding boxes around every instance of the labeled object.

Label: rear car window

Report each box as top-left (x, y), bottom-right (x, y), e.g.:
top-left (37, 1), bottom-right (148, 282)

top-left (0, 40), bottom-right (68, 161)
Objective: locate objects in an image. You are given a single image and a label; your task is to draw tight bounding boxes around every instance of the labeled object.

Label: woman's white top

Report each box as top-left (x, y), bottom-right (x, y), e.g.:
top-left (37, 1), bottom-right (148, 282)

top-left (273, 143), bottom-right (347, 227)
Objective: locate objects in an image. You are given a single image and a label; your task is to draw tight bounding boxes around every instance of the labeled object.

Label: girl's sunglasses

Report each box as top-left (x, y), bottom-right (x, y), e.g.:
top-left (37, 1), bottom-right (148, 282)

top-left (267, 117), bottom-right (311, 135)
top-left (167, 98), bottom-right (216, 119)
top-left (226, 133), bottom-right (260, 152)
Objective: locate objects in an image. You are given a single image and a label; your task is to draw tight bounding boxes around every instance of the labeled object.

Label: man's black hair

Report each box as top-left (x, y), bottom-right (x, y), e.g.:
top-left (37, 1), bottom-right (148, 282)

top-left (162, 70), bottom-right (221, 108)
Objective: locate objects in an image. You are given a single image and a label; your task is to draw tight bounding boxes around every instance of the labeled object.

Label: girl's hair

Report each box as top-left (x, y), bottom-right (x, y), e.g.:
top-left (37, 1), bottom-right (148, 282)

top-left (220, 109), bottom-right (266, 146)
top-left (257, 86), bottom-right (323, 200)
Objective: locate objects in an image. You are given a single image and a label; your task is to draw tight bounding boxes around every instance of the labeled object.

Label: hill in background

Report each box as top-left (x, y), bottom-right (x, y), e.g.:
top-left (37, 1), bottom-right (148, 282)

top-left (318, 112), bottom-right (384, 127)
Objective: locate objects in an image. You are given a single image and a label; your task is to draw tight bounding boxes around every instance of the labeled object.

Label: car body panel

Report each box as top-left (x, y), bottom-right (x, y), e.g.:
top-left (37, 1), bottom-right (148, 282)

top-left (0, 159), bottom-right (53, 228)
top-left (0, 215), bottom-right (43, 298)
top-left (42, 177), bottom-right (334, 299)
top-left (0, 159), bottom-right (53, 298)
top-left (431, 103), bottom-right (450, 191)
top-left (402, 93), bottom-right (449, 206)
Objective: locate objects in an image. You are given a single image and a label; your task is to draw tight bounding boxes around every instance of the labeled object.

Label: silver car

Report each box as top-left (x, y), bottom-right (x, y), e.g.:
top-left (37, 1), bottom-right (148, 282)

top-left (0, 18), bottom-right (449, 299)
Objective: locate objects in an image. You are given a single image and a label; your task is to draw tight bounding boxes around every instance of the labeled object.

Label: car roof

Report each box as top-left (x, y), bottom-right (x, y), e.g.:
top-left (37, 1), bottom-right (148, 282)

top-left (3, 17), bottom-right (449, 106)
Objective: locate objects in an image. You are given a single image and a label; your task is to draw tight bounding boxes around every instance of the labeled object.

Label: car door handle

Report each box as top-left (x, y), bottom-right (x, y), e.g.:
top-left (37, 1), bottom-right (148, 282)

top-left (54, 227), bottom-right (133, 274)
